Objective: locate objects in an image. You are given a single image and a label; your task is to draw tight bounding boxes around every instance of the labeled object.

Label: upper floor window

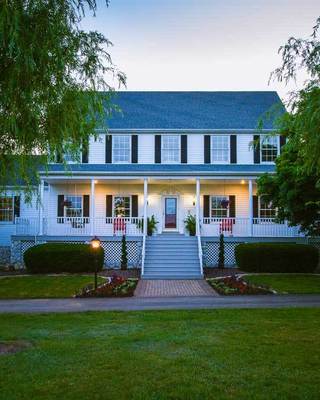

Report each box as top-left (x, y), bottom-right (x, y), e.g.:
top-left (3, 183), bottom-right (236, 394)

top-left (162, 135), bottom-right (180, 163)
top-left (113, 135), bottom-right (131, 163)
top-left (210, 196), bottom-right (229, 217)
top-left (259, 196), bottom-right (276, 218)
top-left (0, 196), bottom-right (13, 222)
top-left (211, 135), bottom-right (229, 163)
top-left (261, 136), bottom-right (278, 163)
top-left (113, 196), bottom-right (131, 217)
top-left (64, 196), bottom-right (82, 218)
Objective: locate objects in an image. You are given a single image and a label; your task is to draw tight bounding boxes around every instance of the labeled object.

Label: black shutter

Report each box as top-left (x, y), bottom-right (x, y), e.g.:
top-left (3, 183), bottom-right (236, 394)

top-left (204, 135), bottom-right (211, 164)
top-left (83, 195), bottom-right (90, 220)
top-left (106, 195), bottom-right (113, 218)
top-left (14, 196), bottom-right (20, 219)
top-left (56, 151), bottom-right (63, 163)
top-left (131, 195), bottom-right (138, 217)
top-left (57, 195), bottom-right (64, 223)
top-left (131, 135), bottom-right (138, 163)
top-left (253, 195), bottom-right (259, 218)
top-left (105, 135), bottom-right (112, 163)
top-left (155, 135), bottom-right (161, 163)
top-left (253, 135), bottom-right (260, 164)
top-left (82, 142), bottom-right (89, 163)
top-left (280, 135), bottom-right (286, 153)
top-left (230, 135), bottom-right (237, 164)
top-left (181, 135), bottom-right (187, 163)
top-left (229, 195), bottom-right (236, 218)
top-left (203, 195), bottom-right (210, 218)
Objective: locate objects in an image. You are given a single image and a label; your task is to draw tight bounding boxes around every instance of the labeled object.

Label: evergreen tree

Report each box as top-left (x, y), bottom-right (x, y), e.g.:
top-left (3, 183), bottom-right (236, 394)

top-left (121, 235), bottom-right (128, 270)
top-left (218, 234), bottom-right (225, 268)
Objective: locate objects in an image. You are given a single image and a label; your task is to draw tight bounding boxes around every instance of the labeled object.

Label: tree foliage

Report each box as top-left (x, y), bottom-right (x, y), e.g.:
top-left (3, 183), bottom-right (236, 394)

top-left (257, 16), bottom-right (320, 235)
top-left (0, 0), bottom-right (125, 191)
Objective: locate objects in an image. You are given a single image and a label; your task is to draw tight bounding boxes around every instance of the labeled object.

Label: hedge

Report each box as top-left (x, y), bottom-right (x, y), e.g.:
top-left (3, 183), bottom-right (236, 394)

top-left (235, 242), bottom-right (319, 273)
top-left (24, 243), bottom-right (104, 274)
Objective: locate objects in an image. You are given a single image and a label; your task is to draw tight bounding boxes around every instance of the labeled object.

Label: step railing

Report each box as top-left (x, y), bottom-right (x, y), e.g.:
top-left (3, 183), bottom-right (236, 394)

top-left (196, 217), bottom-right (203, 276)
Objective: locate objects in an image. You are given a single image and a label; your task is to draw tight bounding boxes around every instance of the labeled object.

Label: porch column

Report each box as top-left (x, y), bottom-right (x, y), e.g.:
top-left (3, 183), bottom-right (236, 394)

top-left (248, 179), bottom-right (253, 236)
top-left (196, 178), bottom-right (201, 236)
top-left (90, 179), bottom-right (95, 236)
top-left (39, 179), bottom-right (44, 235)
top-left (143, 178), bottom-right (148, 236)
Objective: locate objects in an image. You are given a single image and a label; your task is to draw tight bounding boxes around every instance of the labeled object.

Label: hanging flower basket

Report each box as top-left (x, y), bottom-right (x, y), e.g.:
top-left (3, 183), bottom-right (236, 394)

top-left (221, 199), bottom-right (229, 209)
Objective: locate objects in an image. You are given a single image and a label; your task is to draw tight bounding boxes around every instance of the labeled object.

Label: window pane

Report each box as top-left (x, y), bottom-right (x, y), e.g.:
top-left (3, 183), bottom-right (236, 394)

top-left (162, 135), bottom-right (180, 163)
top-left (113, 136), bottom-right (131, 163)
top-left (0, 197), bottom-right (14, 222)
top-left (65, 196), bottom-right (82, 218)
top-left (114, 196), bottom-right (131, 217)
top-left (210, 196), bottom-right (228, 217)
top-left (211, 136), bottom-right (229, 162)
top-left (259, 196), bottom-right (276, 218)
top-left (261, 136), bottom-right (278, 162)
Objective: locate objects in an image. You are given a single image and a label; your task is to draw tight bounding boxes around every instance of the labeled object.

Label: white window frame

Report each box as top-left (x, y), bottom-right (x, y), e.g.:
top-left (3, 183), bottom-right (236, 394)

top-left (210, 195), bottom-right (229, 218)
top-left (0, 195), bottom-right (14, 223)
top-left (112, 135), bottom-right (131, 164)
top-left (113, 195), bottom-right (132, 218)
top-left (161, 135), bottom-right (180, 164)
top-left (64, 195), bottom-right (83, 219)
top-left (260, 135), bottom-right (279, 164)
top-left (259, 196), bottom-right (277, 219)
top-left (210, 135), bottom-right (230, 164)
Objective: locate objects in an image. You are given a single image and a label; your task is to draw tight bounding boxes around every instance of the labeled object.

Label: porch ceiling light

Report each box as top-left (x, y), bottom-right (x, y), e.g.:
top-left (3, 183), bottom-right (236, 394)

top-left (241, 180), bottom-right (245, 184)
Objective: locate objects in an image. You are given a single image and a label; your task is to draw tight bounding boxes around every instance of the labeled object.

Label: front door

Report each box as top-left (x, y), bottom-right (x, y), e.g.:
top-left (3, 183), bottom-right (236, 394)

top-left (164, 197), bottom-right (177, 229)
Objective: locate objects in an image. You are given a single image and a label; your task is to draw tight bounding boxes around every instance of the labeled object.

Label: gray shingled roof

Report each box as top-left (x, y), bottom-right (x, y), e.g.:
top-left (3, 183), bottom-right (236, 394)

top-left (106, 91), bottom-right (284, 130)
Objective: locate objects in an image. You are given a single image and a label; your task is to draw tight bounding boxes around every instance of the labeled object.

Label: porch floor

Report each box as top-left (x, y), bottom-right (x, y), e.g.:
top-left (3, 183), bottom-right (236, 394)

top-left (134, 279), bottom-right (218, 297)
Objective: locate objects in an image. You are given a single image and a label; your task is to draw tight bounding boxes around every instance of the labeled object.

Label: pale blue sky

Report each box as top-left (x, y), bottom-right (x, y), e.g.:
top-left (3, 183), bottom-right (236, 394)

top-left (82, 0), bottom-right (319, 100)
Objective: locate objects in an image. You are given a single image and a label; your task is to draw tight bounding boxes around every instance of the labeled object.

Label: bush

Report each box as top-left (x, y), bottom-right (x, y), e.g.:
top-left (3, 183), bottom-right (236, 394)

top-left (235, 242), bottom-right (319, 273)
top-left (24, 243), bottom-right (104, 274)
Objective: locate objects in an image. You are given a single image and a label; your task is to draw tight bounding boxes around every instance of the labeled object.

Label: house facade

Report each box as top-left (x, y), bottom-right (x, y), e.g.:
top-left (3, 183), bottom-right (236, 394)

top-left (0, 92), bottom-right (305, 278)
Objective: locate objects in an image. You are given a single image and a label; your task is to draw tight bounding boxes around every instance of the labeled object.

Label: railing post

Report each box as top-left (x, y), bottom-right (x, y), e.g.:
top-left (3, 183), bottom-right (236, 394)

top-left (39, 179), bottom-right (44, 235)
top-left (142, 178), bottom-right (148, 275)
top-left (90, 179), bottom-right (95, 236)
top-left (248, 179), bottom-right (253, 236)
top-left (196, 178), bottom-right (200, 236)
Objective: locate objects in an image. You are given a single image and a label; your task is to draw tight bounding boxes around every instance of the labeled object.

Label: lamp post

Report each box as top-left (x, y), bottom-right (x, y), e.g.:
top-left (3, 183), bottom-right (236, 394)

top-left (90, 235), bottom-right (101, 290)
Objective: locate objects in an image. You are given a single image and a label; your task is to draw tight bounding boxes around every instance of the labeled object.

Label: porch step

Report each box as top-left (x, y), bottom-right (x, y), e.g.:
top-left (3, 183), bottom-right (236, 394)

top-left (142, 233), bottom-right (202, 280)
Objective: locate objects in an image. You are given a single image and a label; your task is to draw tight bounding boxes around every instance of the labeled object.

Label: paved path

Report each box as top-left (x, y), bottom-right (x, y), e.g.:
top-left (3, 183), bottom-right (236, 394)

top-left (135, 279), bottom-right (218, 297)
top-left (0, 295), bottom-right (320, 313)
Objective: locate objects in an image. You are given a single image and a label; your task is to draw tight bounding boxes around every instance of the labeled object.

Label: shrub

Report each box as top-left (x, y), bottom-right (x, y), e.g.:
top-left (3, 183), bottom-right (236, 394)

top-left (235, 242), bottom-right (319, 273)
top-left (218, 233), bottom-right (225, 268)
top-left (24, 243), bottom-right (104, 274)
top-left (121, 235), bottom-right (128, 270)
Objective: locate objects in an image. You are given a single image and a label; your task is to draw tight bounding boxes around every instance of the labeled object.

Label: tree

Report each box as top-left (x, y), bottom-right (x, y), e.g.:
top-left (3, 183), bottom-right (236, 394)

top-left (257, 16), bottom-right (320, 235)
top-left (120, 235), bottom-right (128, 270)
top-left (218, 233), bottom-right (225, 268)
top-left (0, 0), bottom-right (125, 192)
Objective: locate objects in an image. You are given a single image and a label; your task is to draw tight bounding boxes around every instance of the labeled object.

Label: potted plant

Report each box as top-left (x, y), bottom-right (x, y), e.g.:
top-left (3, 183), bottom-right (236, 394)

top-left (147, 215), bottom-right (158, 236)
top-left (184, 214), bottom-right (196, 236)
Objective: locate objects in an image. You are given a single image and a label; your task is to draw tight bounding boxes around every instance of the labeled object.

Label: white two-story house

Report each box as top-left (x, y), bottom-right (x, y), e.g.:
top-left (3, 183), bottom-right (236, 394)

top-left (0, 92), bottom-right (304, 278)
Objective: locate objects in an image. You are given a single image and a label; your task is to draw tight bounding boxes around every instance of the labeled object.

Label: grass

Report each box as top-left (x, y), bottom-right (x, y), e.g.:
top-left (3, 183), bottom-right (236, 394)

top-left (244, 274), bottom-right (320, 294)
top-left (0, 309), bottom-right (319, 399)
top-left (0, 275), bottom-right (105, 299)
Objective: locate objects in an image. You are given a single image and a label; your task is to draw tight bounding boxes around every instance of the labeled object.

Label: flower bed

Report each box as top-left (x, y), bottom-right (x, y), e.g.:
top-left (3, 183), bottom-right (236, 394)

top-left (207, 275), bottom-right (273, 295)
top-left (75, 275), bottom-right (138, 297)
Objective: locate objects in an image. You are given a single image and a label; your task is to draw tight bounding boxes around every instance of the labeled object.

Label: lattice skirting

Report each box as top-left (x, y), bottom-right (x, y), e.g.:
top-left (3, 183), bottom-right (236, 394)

top-left (202, 241), bottom-right (243, 267)
top-left (11, 239), bottom-right (142, 269)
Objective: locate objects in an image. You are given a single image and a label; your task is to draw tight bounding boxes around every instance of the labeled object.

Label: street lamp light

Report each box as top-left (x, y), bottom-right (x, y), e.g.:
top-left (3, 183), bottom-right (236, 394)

top-left (90, 236), bottom-right (101, 290)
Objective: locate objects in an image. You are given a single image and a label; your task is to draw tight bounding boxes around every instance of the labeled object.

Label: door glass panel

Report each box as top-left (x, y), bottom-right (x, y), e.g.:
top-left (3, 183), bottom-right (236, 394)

top-left (165, 198), bottom-right (177, 228)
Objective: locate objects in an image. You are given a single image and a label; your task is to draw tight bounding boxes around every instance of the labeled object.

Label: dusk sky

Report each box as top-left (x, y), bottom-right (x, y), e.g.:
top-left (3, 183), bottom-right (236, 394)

top-left (82, 0), bottom-right (319, 101)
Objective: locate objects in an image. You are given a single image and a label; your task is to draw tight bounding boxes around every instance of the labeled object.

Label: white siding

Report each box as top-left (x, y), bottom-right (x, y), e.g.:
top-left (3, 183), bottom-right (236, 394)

top-left (188, 135), bottom-right (204, 164)
top-left (89, 134), bottom-right (105, 164)
top-left (237, 134), bottom-right (253, 164)
top-left (138, 134), bottom-right (154, 164)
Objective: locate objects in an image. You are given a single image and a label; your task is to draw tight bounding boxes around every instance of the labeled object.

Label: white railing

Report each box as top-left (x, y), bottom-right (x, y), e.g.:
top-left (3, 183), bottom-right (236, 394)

top-left (201, 217), bottom-right (302, 237)
top-left (141, 234), bottom-right (146, 275)
top-left (196, 217), bottom-right (203, 275)
top-left (15, 217), bottom-right (144, 237)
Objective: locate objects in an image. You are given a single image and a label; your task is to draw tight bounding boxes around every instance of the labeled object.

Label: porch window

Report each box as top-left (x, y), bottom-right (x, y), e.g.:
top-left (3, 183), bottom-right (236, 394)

top-left (259, 196), bottom-right (276, 218)
top-left (211, 135), bottom-right (229, 163)
top-left (113, 135), bottom-right (131, 163)
top-left (64, 196), bottom-right (83, 218)
top-left (210, 196), bottom-right (229, 217)
top-left (261, 136), bottom-right (278, 162)
top-left (113, 196), bottom-right (131, 217)
top-left (0, 196), bottom-right (14, 222)
top-left (162, 135), bottom-right (180, 163)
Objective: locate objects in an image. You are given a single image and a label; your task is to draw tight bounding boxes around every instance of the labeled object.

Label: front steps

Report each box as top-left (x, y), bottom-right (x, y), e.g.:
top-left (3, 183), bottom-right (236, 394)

top-left (142, 233), bottom-right (202, 279)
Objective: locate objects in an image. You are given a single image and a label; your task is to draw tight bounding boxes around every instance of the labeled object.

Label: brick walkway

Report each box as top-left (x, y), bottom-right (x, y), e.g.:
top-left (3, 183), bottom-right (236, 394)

top-left (134, 279), bottom-right (218, 297)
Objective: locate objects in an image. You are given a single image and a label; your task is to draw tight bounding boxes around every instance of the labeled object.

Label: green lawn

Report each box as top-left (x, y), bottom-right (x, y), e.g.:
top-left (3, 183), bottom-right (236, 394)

top-left (244, 274), bottom-right (320, 294)
top-left (0, 309), bottom-right (319, 399)
top-left (0, 275), bottom-right (105, 299)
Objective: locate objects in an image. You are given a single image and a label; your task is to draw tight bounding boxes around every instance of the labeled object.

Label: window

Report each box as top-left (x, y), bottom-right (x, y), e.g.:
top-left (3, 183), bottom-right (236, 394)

top-left (113, 196), bottom-right (131, 217)
top-left (210, 196), bottom-right (229, 217)
top-left (261, 136), bottom-right (278, 162)
top-left (113, 135), bottom-right (131, 163)
top-left (64, 196), bottom-right (82, 218)
top-left (0, 196), bottom-right (13, 222)
top-left (259, 196), bottom-right (276, 218)
top-left (162, 135), bottom-right (180, 163)
top-left (211, 135), bottom-right (229, 163)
